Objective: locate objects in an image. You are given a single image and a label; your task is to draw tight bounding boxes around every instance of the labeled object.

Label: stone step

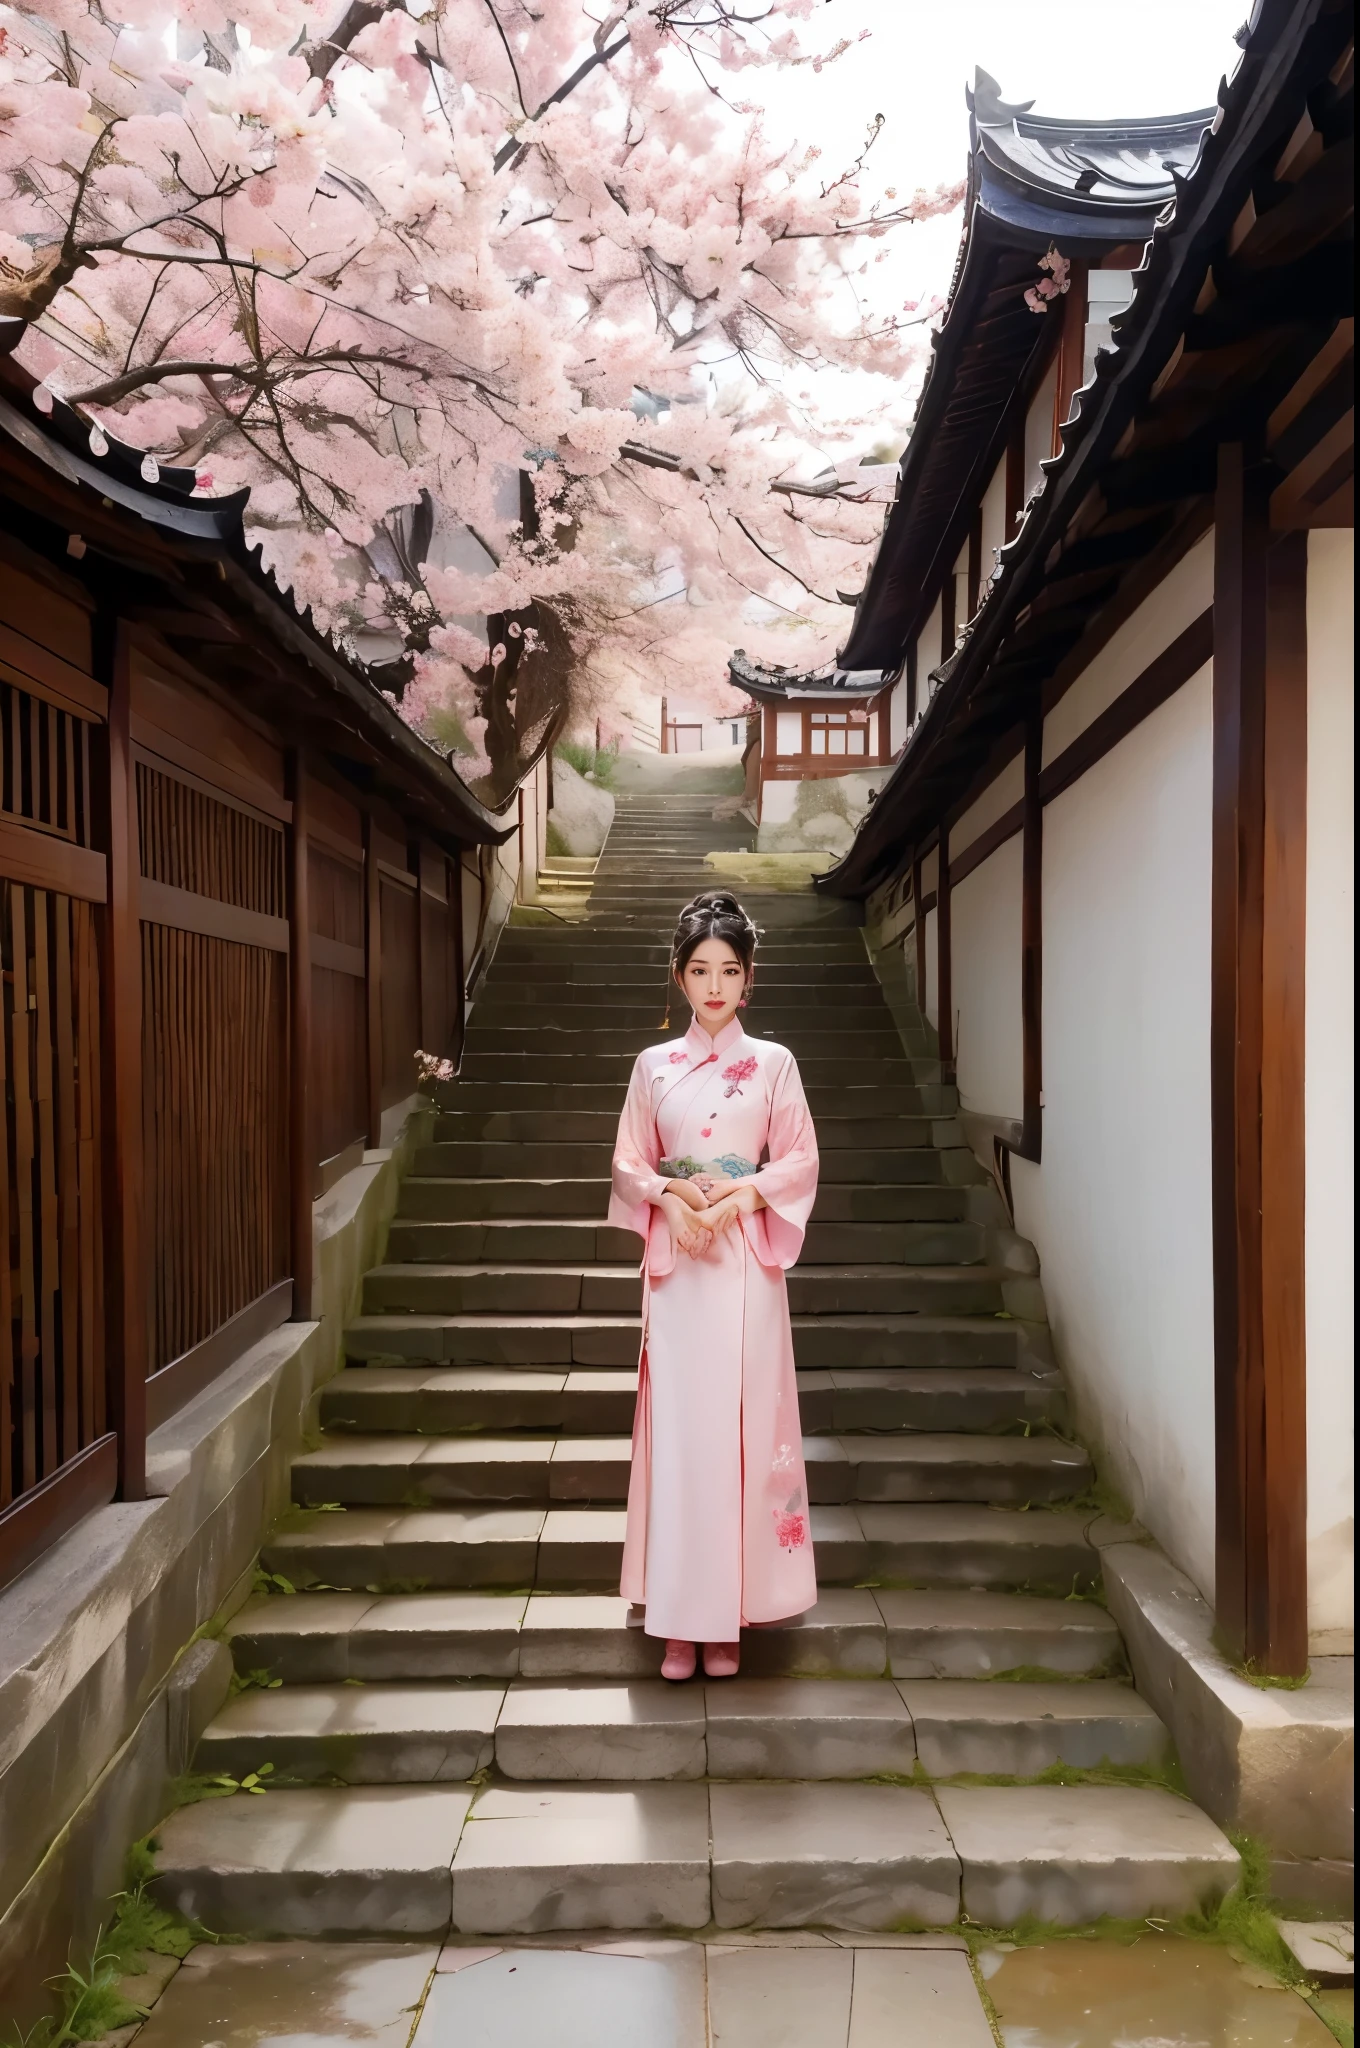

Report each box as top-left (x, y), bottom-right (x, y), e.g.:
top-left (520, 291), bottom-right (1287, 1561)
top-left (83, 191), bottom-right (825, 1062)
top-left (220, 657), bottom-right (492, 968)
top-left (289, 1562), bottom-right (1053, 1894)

top-left (492, 936), bottom-right (870, 962)
top-left (290, 1429), bottom-right (1090, 1509)
top-left (430, 1110), bottom-right (944, 1150)
top-left (226, 1586), bottom-right (1122, 1686)
top-left (486, 962), bottom-right (880, 986)
top-left (457, 1054), bottom-right (941, 1086)
top-left (147, 1781), bottom-right (1238, 1936)
top-left (193, 1674), bottom-right (1165, 1788)
top-left (383, 1215), bottom-right (986, 1267)
top-left (462, 1021), bottom-right (905, 1053)
top-left (359, 1264), bottom-right (1007, 1320)
top-left (342, 1311), bottom-right (1040, 1372)
top-left (577, 903), bottom-right (862, 928)
top-left (260, 1501), bottom-right (1098, 1595)
top-left (412, 1144), bottom-right (950, 1183)
top-left (394, 1179), bottom-right (973, 1224)
top-left (320, 1366), bottom-right (1064, 1439)
top-left (472, 982), bottom-right (887, 1009)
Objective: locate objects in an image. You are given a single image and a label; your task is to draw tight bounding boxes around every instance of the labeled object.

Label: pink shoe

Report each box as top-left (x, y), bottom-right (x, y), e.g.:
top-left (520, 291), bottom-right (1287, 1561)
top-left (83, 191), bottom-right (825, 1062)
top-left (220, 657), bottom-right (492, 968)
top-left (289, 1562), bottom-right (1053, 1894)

top-left (703, 1640), bottom-right (741, 1678)
top-left (661, 1639), bottom-right (697, 1681)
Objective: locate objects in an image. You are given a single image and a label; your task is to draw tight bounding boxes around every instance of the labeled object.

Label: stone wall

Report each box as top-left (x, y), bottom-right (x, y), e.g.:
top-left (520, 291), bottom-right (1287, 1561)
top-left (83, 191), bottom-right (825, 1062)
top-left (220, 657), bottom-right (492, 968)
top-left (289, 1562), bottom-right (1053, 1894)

top-left (0, 1109), bottom-right (432, 2032)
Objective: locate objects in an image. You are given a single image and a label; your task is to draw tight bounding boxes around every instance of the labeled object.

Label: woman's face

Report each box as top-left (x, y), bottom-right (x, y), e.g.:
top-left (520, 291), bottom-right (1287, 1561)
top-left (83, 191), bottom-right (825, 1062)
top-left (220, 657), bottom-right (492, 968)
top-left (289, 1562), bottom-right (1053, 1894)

top-left (677, 937), bottom-right (747, 1034)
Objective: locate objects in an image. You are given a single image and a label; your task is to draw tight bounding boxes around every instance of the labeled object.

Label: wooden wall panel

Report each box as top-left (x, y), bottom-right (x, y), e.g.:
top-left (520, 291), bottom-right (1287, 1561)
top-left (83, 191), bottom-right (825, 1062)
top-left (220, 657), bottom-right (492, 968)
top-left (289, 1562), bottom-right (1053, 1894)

top-left (1, 883), bottom-right (105, 1507)
top-left (2, 677), bottom-right (94, 846)
top-left (140, 925), bottom-right (289, 1371)
top-left (137, 761), bottom-right (289, 1376)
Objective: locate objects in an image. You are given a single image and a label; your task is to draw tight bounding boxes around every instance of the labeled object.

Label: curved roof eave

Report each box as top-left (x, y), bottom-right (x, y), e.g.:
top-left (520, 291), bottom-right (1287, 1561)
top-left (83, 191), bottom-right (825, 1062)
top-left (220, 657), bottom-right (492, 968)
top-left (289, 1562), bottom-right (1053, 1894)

top-left (0, 368), bottom-right (513, 847)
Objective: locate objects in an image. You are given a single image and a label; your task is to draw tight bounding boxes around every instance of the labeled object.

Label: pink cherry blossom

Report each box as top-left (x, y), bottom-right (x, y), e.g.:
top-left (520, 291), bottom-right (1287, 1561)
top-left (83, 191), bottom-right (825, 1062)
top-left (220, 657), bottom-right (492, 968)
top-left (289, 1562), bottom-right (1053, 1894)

top-left (0, 0), bottom-right (962, 795)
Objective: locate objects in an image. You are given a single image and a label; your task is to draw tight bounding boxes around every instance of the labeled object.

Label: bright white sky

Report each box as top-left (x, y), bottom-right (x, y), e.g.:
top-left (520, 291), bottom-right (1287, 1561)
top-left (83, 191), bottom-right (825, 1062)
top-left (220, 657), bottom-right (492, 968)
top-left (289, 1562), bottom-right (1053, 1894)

top-left (740, 0), bottom-right (1247, 451)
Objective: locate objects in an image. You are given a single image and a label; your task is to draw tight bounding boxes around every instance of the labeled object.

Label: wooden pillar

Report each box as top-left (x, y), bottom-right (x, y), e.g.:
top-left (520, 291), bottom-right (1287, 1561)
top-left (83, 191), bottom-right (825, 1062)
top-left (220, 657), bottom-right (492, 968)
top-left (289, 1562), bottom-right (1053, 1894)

top-left (1259, 530), bottom-right (1309, 1674)
top-left (287, 752), bottom-right (313, 1321)
top-left (363, 812), bottom-right (382, 1147)
top-left (1020, 703), bottom-right (1044, 1160)
top-left (660, 694), bottom-right (669, 754)
top-left (936, 822), bottom-right (953, 1071)
top-left (906, 643), bottom-right (918, 727)
top-left (1212, 445), bottom-right (1309, 1674)
top-left (100, 627), bottom-right (145, 1500)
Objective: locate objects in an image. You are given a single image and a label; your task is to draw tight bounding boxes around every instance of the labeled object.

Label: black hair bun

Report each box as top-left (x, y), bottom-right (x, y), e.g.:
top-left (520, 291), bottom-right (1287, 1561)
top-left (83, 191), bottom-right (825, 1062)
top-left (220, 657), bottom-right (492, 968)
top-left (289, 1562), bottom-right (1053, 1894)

top-left (669, 889), bottom-right (760, 974)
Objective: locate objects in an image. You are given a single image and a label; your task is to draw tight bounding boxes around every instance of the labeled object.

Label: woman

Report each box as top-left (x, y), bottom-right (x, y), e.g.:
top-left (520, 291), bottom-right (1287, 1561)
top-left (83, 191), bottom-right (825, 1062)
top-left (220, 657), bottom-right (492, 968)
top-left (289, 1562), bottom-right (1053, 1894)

top-left (609, 890), bottom-right (820, 1681)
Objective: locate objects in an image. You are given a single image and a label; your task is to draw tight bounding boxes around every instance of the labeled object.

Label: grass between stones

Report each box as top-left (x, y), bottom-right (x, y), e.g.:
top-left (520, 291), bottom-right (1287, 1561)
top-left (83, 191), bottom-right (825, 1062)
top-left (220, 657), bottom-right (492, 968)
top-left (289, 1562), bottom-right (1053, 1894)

top-left (8, 1817), bottom-right (1344, 2046)
top-left (3, 1840), bottom-right (220, 2047)
top-left (939, 1835), bottom-right (1353, 2046)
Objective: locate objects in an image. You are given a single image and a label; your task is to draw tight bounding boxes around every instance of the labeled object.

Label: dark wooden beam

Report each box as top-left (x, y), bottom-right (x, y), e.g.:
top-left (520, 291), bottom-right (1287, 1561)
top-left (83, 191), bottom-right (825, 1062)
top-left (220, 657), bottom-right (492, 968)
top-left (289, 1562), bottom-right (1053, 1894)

top-left (1212, 441), bottom-right (1268, 1669)
top-left (1211, 441), bottom-right (1310, 1676)
top-left (1257, 529), bottom-right (1310, 1673)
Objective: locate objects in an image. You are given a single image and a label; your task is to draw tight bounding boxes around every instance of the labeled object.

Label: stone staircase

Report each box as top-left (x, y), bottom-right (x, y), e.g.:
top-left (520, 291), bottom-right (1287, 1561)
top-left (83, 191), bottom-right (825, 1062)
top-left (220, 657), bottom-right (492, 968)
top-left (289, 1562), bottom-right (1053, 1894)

top-left (153, 791), bottom-right (1239, 1939)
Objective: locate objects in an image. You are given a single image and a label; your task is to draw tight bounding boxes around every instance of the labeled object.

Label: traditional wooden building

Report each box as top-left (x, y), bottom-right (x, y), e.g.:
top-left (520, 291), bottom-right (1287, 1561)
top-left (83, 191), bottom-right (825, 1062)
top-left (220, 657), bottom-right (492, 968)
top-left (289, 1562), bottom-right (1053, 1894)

top-left (825, 0), bottom-right (1353, 1696)
top-left (0, 346), bottom-right (548, 1588)
top-left (726, 651), bottom-right (895, 849)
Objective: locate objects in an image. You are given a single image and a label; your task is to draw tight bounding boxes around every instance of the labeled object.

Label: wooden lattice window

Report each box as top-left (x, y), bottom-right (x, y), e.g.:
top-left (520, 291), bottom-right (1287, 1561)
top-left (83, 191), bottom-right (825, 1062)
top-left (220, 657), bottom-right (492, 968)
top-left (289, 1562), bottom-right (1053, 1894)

top-left (809, 709), bottom-right (870, 757)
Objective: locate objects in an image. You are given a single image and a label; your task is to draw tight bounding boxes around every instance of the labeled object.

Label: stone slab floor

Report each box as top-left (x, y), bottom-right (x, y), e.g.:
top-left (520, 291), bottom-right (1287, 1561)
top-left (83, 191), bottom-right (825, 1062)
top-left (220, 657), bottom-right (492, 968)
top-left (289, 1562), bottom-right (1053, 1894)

top-left (118, 1932), bottom-right (1349, 2046)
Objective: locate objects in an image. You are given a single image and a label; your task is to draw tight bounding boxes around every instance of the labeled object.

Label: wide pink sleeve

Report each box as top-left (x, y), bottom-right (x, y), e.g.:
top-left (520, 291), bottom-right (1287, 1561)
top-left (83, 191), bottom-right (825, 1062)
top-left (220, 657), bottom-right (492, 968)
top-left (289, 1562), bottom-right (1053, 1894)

top-left (608, 1053), bottom-right (669, 1241)
top-left (743, 1050), bottom-right (818, 1270)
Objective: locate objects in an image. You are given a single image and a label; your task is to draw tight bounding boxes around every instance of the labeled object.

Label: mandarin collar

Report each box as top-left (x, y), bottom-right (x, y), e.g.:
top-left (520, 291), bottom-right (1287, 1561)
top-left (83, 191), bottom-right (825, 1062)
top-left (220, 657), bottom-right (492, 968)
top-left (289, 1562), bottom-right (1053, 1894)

top-left (683, 1014), bottom-right (748, 1063)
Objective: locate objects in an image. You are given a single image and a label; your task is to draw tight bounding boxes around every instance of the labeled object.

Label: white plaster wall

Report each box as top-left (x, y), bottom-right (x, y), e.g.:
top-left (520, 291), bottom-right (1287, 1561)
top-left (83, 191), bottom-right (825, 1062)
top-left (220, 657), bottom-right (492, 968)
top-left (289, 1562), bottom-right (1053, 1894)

top-left (915, 596), bottom-right (942, 699)
top-left (952, 749), bottom-right (1025, 856)
top-left (979, 460), bottom-right (1007, 592)
top-left (759, 778), bottom-right (798, 825)
top-left (889, 675), bottom-right (908, 753)
top-left (923, 905), bottom-right (939, 1031)
top-left (1044, 530), bottom-right (1214, 764)
top-left (951, 836), bottom-right (1024, 1121)
top-left (1013, 663), bottom-right (1216, 1597)
top-left (1304, 527), bottom-right (1354, 1649)
top-left (1024, 359), bottom-right (1058, 504)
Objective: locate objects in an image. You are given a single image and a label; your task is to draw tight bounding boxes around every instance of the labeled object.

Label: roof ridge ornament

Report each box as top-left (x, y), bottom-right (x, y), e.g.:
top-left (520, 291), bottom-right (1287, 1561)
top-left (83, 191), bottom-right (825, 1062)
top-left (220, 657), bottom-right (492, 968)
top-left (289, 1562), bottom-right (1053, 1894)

top-left (969, 68), bottom-right (1036, 128)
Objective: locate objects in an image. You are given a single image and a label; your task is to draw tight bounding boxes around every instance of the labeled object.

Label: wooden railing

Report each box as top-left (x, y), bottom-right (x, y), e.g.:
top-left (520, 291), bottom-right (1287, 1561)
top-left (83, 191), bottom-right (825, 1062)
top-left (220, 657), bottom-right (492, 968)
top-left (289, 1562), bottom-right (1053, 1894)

top-left (0, 601), bottom-right (484, 1589)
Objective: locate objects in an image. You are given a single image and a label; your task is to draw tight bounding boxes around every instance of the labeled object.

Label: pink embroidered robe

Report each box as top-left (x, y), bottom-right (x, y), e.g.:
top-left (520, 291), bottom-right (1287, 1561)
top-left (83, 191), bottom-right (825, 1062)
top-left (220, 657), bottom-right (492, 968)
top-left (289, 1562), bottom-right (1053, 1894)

top-left (608, 1015), bottom-right (819, 1642)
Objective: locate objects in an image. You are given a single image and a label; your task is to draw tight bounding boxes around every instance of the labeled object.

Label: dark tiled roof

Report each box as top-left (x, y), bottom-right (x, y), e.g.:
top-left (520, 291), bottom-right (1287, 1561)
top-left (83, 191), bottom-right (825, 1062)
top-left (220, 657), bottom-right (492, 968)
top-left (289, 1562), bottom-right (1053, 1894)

top-left (824, 0), bottom-right (1353, 896)
top-left (728, 650), bottom-right (885, 702)
top-left (0, 341), bottom-right (511, 845)
top-left (836, 72), bottom-right (1213, 675)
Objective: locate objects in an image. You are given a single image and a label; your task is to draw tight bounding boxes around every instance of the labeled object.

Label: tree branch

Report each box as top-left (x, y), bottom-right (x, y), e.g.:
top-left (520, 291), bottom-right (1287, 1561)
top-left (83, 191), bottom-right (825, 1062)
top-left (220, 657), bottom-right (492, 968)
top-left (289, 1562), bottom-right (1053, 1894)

top-left (67, 359), bottom-right (260, 405)
top-left (492, 31), bottom-right (633, 173)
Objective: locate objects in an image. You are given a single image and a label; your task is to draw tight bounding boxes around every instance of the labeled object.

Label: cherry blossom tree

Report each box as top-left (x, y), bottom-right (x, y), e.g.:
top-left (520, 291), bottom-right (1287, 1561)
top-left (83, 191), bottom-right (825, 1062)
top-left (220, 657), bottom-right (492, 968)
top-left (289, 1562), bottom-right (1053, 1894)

top-left (0, 0), bottom-right (959, 792)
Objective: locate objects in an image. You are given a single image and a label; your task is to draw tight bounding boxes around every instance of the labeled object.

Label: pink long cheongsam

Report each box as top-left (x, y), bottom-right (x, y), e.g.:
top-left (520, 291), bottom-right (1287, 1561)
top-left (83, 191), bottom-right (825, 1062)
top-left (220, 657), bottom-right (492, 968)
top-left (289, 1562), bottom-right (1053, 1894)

top-left (608, 1014), bottom-right (820, 1643)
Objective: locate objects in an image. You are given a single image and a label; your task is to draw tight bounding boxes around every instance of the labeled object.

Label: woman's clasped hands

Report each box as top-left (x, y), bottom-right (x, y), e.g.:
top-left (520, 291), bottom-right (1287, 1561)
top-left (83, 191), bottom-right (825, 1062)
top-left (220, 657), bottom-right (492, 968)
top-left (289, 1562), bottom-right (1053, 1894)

top-left (659, 1176), bottom-right (764, 1259)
